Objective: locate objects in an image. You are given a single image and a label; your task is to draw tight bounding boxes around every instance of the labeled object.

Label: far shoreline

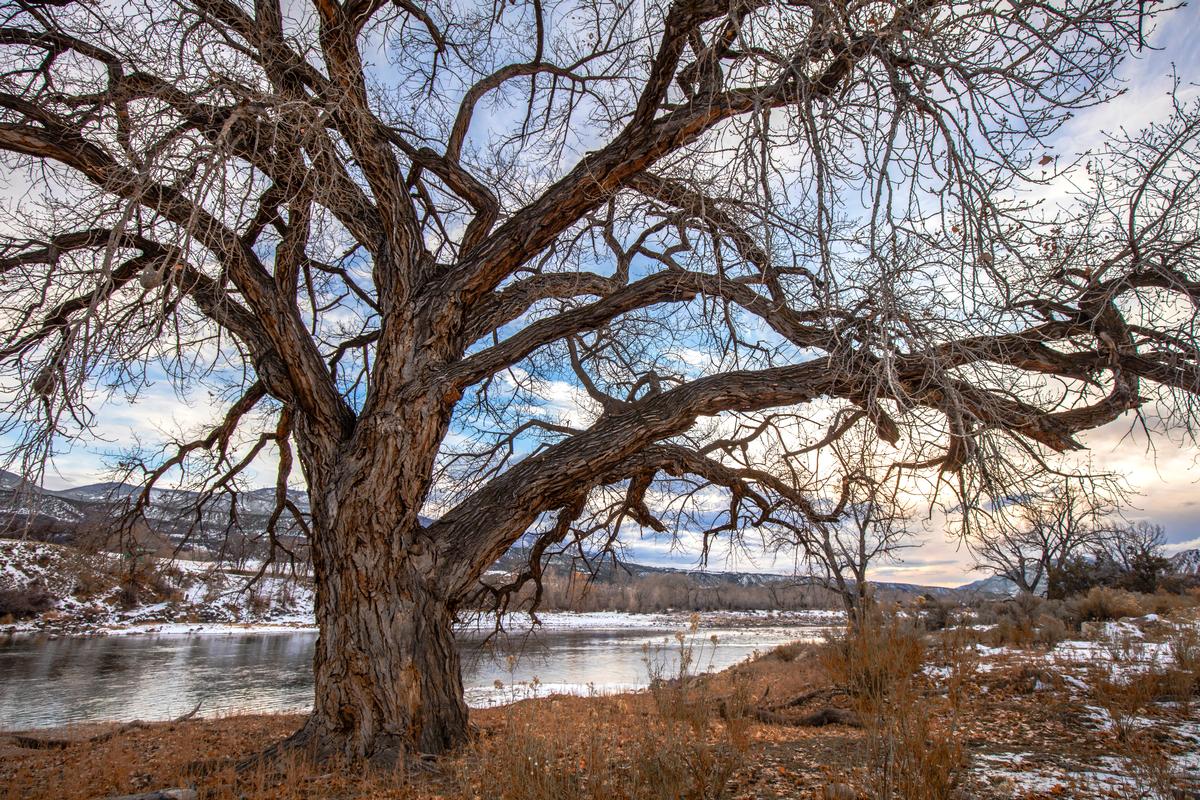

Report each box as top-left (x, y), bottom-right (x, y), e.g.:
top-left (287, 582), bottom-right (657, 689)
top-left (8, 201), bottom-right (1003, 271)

top-left (1, 607), bottom-right (846, 640)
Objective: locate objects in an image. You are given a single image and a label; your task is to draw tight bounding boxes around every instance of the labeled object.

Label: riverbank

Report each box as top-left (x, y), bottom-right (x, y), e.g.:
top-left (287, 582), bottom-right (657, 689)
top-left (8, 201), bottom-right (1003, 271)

top-left (4, 611), bottom-right (1200, 800)
top-left (0, 607), bottom-right (844, 638)
top-left (1, 538), bottom-right (846, 637)
top-left (0, 614), bottom-right (834, 729)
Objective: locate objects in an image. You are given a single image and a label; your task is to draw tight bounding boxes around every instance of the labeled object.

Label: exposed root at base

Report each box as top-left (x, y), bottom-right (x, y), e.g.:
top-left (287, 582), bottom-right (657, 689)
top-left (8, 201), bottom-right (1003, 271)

top-left (227, 717), bottom-right (446, 777)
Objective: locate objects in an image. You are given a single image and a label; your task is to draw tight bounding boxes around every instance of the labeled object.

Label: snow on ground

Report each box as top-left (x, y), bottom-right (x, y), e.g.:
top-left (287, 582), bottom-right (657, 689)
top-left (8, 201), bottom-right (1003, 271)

top-left (0, 539), bottom-right (315, 634)
top-left (458, 608), bottom-right (844, 635)
top-left (939, 612), bottom-right (1200, 797)
top-left (463, 681), bottom-right (647, 708)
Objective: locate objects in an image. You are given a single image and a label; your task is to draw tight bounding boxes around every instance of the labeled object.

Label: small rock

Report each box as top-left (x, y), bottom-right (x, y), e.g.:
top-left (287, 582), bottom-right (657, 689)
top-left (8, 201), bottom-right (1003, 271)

top-left (101, 789), bottom-right (196, 800)
top-left (821, 783), bottom-right (858, 800)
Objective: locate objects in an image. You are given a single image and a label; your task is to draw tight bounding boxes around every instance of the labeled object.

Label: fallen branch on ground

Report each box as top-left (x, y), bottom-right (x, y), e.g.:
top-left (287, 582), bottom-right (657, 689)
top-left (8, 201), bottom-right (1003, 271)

top-left (755, 707), bottom-right (862, 728)
top-left (11, 702), bottom-right (202, 750)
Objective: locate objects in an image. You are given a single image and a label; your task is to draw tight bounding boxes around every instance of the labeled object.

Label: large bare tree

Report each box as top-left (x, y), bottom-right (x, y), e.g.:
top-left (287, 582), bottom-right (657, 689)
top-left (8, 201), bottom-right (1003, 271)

top-left (3, 0), bottom-right (1200, 762)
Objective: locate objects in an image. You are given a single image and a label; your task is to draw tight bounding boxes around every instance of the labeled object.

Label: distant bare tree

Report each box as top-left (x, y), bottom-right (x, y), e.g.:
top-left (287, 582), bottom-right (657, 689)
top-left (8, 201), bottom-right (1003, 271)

top-left (1096, 520), bottom-right (1172, 592)
top-left (803, 426), bottom-right (912, 620)
top-left (969, 480), bottom-right (1117, 596)
top-left (1101, 520), bottom-right (1168, 572)
top-left (809, 487), bottom-right (911, 620)
top-left (2, 0), bottom-right (1200, 763)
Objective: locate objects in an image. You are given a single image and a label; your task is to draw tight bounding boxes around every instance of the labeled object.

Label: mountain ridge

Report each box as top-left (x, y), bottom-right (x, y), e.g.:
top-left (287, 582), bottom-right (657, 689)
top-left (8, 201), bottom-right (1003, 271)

top-left (2, 469), bottom-right (996, 596)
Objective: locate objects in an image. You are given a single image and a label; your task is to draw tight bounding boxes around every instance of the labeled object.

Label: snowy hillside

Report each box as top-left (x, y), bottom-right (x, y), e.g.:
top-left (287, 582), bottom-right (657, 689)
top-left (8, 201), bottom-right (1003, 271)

top-left (1172, 548), bottom-right (1200, 575)
top-left (0, 469), bottom-right (309, 550)
top-left (0, 539), bottom-right (313, 632)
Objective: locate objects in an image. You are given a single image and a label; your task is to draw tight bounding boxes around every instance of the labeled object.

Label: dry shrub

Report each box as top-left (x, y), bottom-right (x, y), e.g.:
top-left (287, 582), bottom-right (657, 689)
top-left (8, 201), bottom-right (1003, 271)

top-left (1164, 624), bottom-right (1200, 709)
top-left (1034, 614), bottom-right (1069, 647)
top-left (455, 618), bottom-right (750, 800)
top-left (246, 584), bottom-right (273, 616)
top-left (820, 613), bottom-right (925, 702)
top-left (989, 617), bottom-right (1035, 648)
top-left (978, 594), bottom-right (1077, 648)
top-left (1167, 623), bottom-right (1200, 673)
top-left (1088, 657), bottom-right (1180, 744)
top-left (822, 613), bottom-right (962, 800)
top-left (915, 597), bottom-right (956, 631)
top-left (461, 716), bottom-right (593, 800)
top-left (1072, 587), bottom-right (1146, 622)
top-left (111, 556), bottom-right (184, 609)
top-left (766, 641), bottom-right (807, 662)
top-left (644, 616), bottom-right (720, 730)
top-left (865, 706), bottom-right (961, 800)
top-left (70, 564), bottom-right (114, 599)
top-left (1144, 591), bottom-right (1200, 616)
top-left (0, 582), bottom-right (55, 621)
top-left (55, 548), bottom-right (121, 600)
top-left (1113, 733), bottom-right (1194, 800)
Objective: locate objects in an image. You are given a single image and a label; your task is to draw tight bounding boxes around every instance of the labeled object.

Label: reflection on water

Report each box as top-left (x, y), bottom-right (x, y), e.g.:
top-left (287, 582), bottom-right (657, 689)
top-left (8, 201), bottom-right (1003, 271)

top-left (0, 623), bottom-right (828, 730)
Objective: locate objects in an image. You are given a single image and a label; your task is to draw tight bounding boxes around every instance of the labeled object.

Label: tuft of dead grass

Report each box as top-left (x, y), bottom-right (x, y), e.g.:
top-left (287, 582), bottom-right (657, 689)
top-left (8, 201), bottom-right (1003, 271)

top-left (820, 612), bottom-right (963, 800)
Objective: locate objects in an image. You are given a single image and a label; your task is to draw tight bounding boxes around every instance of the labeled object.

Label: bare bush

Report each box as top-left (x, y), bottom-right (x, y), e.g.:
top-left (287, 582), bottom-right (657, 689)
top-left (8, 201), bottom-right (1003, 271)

top-left (821, 613), bottom-right (962, 799)
top-left (0, 582), bottom-right (55, 620)
top-left (1071, 587), bottom-right (1147, 622)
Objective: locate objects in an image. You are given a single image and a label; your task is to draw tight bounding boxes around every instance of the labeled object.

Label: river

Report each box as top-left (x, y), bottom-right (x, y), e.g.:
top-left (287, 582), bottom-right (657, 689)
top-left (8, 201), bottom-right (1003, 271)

top-left (0, 614), bottom-right (834, 730)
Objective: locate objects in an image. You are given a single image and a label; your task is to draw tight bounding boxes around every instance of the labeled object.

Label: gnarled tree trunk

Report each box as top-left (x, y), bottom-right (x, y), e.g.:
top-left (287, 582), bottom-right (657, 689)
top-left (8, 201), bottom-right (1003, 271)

top-left (285, 407), bottom-right (470, 762)
top-left (294, 512), bottom-right (468, 761)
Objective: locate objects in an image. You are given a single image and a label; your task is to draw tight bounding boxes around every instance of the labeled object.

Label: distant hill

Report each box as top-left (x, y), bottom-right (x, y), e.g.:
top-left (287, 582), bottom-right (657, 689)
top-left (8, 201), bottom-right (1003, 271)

top-left (0, 468), bottom-right (309, 552)
top-left (492, 546), bottom-right (962, 598)
top-left (954, 574), bottom-right (1020, 597)
top-left (4, 470), bottom-right (963, 599)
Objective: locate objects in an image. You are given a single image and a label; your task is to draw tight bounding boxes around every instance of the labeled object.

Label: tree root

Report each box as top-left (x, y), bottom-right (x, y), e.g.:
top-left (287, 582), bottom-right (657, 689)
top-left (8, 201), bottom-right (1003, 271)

top-left (755, 706), bottom-right (861, 728)
top-left (11, 702), bottom-right (201, 750)
top-left (225, 717), bottom-right (439, 778)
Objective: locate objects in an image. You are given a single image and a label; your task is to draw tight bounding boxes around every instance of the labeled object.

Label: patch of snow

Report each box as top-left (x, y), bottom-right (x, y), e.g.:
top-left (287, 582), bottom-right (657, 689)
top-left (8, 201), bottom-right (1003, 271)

top-left (464, 681), bottom-right (645, 708)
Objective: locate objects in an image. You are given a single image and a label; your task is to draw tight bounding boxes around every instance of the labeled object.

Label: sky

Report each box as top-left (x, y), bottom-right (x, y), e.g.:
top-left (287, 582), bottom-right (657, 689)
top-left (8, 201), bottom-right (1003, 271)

top-left (4, 1), bottom-right (1200, 588)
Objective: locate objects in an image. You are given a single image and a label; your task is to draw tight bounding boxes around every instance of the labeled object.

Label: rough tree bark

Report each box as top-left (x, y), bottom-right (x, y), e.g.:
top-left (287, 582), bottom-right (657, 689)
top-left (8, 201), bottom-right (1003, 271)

top-left (301, 512), bottom-right (467, 759)
top-left (285, 396), bottom-right (472, 759)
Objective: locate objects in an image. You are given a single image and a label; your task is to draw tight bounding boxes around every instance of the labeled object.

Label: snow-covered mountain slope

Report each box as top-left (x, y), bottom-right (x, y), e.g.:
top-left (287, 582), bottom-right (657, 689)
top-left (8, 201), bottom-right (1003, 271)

top-left (955, 574), bottom-right (1021, 596)
top-left (0, 469), bottom-right (309, 550)
top-left (1171, 548), bottom-right (1200, 575)
top-left (5, 471), bottom-right (965, 599)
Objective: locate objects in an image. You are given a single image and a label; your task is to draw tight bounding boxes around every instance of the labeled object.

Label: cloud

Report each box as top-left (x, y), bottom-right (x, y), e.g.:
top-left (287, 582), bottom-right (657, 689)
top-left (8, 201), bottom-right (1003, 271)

top-left (1166, 537), bottom-right (1200, 555)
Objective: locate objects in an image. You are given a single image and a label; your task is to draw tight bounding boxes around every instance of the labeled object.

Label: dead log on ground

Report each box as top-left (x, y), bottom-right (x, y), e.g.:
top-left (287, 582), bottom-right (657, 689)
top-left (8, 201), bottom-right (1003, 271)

top-left (11, 702), bottom-right (202, 750)
top-left (755, 706), bottom-right (861, 728)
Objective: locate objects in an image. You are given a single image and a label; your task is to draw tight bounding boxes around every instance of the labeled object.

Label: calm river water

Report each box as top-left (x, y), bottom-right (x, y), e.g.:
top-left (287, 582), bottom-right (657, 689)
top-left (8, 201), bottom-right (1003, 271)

top-left (0, 619), bottom-right (830, 730)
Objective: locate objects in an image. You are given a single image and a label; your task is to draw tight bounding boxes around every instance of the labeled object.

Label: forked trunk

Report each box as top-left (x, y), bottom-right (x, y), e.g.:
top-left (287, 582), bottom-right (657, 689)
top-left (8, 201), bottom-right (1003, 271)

top-left (291, 490), bottom-right (469, 762)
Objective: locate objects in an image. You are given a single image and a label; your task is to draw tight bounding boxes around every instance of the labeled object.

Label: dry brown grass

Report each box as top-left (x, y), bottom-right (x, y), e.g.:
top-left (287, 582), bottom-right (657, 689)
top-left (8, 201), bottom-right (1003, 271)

top-left (1071, 587), bottom-right (1147, 622)
top-left (819, 613), bottom-right (964, 800)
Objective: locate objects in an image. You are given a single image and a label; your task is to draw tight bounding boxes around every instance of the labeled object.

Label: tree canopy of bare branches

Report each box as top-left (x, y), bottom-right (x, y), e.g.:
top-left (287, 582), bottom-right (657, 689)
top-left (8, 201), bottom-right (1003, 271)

top-left (968, 479), bottom-right (1119, 595)
top-left (3, 0), bottom-right (1200, 763)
